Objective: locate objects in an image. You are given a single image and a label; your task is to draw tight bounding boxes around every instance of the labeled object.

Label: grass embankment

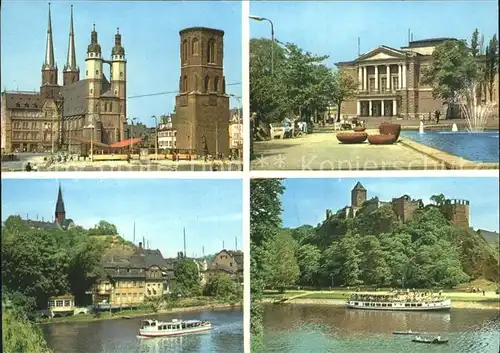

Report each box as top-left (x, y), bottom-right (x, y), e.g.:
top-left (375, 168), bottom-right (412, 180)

top-left (263, 279), bottom-right (500, 309)
top-left (39, 297), bottom-right (242, 325)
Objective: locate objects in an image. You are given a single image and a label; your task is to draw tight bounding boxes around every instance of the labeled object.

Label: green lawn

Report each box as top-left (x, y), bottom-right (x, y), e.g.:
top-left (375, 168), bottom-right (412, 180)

top-left (302, 292), bottom-right (349, 300)
top-left (263, 291), bottom-right (305, 299)
top-left (300, 291), bottom-right (499, 303)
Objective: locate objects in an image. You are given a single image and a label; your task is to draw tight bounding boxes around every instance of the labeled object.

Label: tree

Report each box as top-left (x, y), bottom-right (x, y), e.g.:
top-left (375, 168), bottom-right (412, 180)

top-left (2, 309), bottom-right (53, 353)
top-left (430, 193), bottom-right (447, 206)
top-left (250, 38), bottom-right (288, 122)
top-left (1, 216), bottom-right (106, 309)
top-left (421, 40), bottom-right (480, 106)
top-left (88, 220), bottom-right (118, 236)
top-left (322, 233), bottom-right (363, 287)
top-left (262, 230), bottom-right (300, 291)
top-left (471, 29), bottom-right (480, 57)
top-left (296, 244), bottom-right (321, 286)
top-left (250, 179), bottom-right (284, 349)
top-left (203, 274), bottom-right (242, 303)
top-left (172, 258), bottom-right (201, 297)
top-left (329, 69), bottom-right (358, 119)
top-left (485, 34), bottom-right (499, 102)
top-left (250, 39), bottom-right (334, 124)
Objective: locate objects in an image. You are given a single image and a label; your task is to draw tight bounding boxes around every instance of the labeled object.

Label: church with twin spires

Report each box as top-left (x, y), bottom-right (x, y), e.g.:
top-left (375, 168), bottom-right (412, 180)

top-left (1, 3), bottom-right (127, 154)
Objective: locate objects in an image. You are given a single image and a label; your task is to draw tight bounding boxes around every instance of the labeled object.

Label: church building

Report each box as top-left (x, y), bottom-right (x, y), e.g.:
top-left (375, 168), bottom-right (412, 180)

top-left (1, 4), bottom-right (127, 154)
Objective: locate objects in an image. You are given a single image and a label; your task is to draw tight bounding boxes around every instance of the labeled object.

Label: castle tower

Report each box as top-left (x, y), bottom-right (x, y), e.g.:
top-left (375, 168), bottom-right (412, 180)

top-left (55, 184), bottom-right (66, 224)
top-left (41, 3), bottom-right (59, 96)
top-left (174, 27), bottom-right (230, 156)
top-left (63, 5), bottom-right (80, 86)
top-left (110, 28), bottom-right (126, 142)
top-left (85, 24), bottom-right (103, 121)
top-left (351, 182), bottom-right (367, 208)
top-left (443, 199), bottom-right (470, 229)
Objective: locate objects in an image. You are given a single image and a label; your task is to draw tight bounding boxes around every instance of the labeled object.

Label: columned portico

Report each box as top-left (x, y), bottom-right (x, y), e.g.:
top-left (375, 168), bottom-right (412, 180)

top-left (357, 99), bottom-right (398, 117)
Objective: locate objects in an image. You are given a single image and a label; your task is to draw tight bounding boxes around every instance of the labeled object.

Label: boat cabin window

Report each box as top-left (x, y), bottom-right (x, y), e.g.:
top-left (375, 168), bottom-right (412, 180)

top-left (417, 303), bottom-right (422, 307)
top-left (354, 302), bottom-right (358, 305)
top-left (405, 304), bottom-right (410, 307)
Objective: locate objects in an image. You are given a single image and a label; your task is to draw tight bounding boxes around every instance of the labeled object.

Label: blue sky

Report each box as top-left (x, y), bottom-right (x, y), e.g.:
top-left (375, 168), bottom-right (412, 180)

top-left (1, 1), bottom-right (242, 126)
top-left (1, 179), bottom-right (243, 258)
top-left (281, 178), bottom-right (499, 232)
top-left (250, 1), bottom-right (498, 67)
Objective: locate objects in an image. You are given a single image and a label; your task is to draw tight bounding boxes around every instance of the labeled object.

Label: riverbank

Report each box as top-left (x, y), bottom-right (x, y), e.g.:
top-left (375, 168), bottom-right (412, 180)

top-left (262, 289), bottom-right (500, 310)
top-left (39, 302), bottom-right (242, 325)
top-left (262, 297), bottom-right (499, 310)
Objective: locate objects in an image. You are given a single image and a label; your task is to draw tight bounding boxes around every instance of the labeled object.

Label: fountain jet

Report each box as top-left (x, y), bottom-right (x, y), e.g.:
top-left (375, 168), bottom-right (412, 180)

top-left (458, 84), bottom-right (495, 132)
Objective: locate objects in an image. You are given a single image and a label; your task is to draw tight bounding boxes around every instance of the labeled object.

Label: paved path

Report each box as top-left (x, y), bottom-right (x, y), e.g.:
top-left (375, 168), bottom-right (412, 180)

top-left (2, 159), bottom-right (243, 172)
top-left (252, 131), bottom-right (444, 171)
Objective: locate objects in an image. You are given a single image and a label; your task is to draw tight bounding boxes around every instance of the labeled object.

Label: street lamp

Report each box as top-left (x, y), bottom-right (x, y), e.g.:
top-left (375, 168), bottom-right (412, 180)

top-left (151, 115), bottom-right (158, 160)
top-left (128, 117), bottom-right (137, 152)
top-left (84, 124), bottom-right (95, 162)
top-left (249, 15), bottom-right (275, 75)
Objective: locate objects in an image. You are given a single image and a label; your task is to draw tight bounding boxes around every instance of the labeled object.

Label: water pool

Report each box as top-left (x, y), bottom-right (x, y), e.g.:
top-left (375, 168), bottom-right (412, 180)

top-left (401, 131), bottom-right (499, 163)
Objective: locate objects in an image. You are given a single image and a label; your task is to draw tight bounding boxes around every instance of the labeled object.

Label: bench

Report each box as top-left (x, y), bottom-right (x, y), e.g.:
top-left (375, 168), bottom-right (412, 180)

top-left (269, 123), bottom-right (285, 139)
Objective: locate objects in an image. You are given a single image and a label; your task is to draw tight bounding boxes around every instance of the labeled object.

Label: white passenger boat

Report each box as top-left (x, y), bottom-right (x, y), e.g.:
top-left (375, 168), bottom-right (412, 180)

top-left (138, 318), bottom-right (212, 337)
top-left (345, 293), bottom-right (451, 311)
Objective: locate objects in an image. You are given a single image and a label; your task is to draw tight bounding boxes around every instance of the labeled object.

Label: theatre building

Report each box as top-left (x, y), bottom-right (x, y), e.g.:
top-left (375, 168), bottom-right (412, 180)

top-left (336, 38), bottom-right (498, 119)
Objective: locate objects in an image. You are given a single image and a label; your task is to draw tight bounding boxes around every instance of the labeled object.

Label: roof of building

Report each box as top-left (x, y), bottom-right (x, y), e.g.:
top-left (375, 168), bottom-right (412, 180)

top-left (405, 38), bottom-right (458, 48)
top-left (22, 218), bottom-right (74, 231)
top-left (2, 91), bottom-right (44, 110)
top-left (352, 182), bottom-right (366, 191)
top-left (103, 248), bottom-right (168, 270)
top-left (227, 250), bottom-right (243, 266)
top-left (55, 184), bottom-right (65, 214)
top-left (109, 137), bottom-right (142, 148)
top-left (179, 27), bottom-right (224, 36)
top-left (60, 75), bottom-right (111, 117)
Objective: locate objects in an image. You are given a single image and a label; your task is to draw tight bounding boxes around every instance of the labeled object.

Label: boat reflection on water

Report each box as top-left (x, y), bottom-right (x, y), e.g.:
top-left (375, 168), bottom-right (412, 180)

top-left (138, 336), bottom-right (184, 353)
top-left (137, 330), bottom-right (214, 353)
top-left (340, 308), bottom-right (452, 335)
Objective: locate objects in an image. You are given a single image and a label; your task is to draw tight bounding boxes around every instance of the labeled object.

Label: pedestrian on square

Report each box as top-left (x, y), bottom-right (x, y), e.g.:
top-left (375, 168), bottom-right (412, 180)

top-left (25, 162), bottom-right (32, 172)
top-left (435, 110), bottom-right (441, 124)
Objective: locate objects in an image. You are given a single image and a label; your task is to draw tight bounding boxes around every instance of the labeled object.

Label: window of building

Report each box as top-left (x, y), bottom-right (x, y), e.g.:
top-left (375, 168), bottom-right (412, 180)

top-left (56, 300), bottom-right (63, 307)
top-left (392, 77), bottom-right (399, 90)
top-left (192, 38), bottom-right (199, 55)
top-left (90, 89), bottom-right (93, 94)
top-left (207, 39), bottom-right (216, 63)
top-left (182, 40), bottom-right (188, 63)
top-left (214, 76), bottom-right (219, 92)
top-left (369, 78), bottom-right (375, 92)
top-left (183, 76), bottom-right (188, 92)
top-left (380, 78), bottom-right (387, 92)
top-left (96, 70), bottom-right (99, 75)
top-left (86, 70), bottom-right (88, 76)
top-left (64, 300), bottom-right (71, 306)
top-left (204, 76), bottom-right (210, 92)
top-left (120, 72), bottom-right (123, 77)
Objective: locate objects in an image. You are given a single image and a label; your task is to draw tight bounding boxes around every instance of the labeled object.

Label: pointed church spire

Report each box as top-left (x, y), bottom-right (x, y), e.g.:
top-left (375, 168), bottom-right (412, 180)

top-left (63, 5), bottom-right (79, 85)
top-left (65, 5), bottom-right (77, 71)
top-left (44, 2), bottom-right (55, 69)
top-left (55, 183), bottom-right (66, 223)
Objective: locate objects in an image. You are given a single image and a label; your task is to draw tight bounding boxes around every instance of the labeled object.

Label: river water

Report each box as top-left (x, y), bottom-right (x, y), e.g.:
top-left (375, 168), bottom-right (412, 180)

top-left (41, 307), bottom-right (243, 353)
top-left (262, 304), bottom-right (500, 353)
